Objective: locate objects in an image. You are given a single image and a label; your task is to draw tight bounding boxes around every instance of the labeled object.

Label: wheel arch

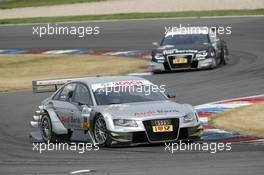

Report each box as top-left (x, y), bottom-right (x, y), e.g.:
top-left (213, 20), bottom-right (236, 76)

top-left (43, 108), bottom-right (68, 135)
top-left (90, 112), bottom-right (101, 131)
top-left (90, 112), bottom-right (113, 131)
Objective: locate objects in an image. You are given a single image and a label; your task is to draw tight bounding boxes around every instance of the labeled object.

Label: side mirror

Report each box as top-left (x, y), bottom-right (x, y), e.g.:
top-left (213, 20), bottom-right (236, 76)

top-left (166, 92), bottom-right (176, 99)
top-left (152, 42), bottom-right (159, 47)
top-left (77, 101), bottom-right (85, 106)
top-left (76, 99), bottom-right (92, 106)
top-left (81, 105), bottom-right (92, 118)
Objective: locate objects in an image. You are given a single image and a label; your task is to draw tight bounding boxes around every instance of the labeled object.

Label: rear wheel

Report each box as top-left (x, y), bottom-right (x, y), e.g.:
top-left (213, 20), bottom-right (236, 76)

top-left (93, 116), bottom-right (112, 147)
top-left (40, 114), bottom-right (71, 143)
top-left (41, 115), bottom-right (57, 142)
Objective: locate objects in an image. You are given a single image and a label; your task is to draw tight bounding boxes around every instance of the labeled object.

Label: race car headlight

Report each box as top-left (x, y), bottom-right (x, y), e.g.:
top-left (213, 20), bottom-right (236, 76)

top-left (196, 51), bottom-right (208, 60)
top-left (113, 119), bottom-right (138, 127)
top-left (154, 53), bottom-right (165, 62)
top-left (183, 113), bottom-right (196, 123)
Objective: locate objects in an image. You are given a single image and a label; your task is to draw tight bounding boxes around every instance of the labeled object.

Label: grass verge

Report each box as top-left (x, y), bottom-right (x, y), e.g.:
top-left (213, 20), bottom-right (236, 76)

top-left (0, 0), bottom-right (105, 9)
top-left (0, 54), bottom-right (148, 92)
top-left (210, 102), bottom-right (264, 138)
top-left (0, 9), bottom-right (264, 24)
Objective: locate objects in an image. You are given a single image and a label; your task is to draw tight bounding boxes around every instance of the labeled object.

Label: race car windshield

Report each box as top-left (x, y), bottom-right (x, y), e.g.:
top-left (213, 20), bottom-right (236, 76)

top-left (93, 85), bottom-right (167, 105)
top-left (161, 34), bottom-right (209, 46)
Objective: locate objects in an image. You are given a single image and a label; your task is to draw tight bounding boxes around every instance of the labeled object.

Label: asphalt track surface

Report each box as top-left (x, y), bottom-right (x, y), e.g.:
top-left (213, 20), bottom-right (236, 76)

top-left (0, 17), bottom-right (264, 174)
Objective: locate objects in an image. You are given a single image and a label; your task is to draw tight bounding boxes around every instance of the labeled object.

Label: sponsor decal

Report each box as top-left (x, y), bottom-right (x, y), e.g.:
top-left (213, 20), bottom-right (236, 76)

top-left (163, 49), bottom-right (198, 55)
top-left (112, 81), bottom-right (144, 86)
top-left (173, 58), bottom-right (188, 64)
top-left (103, 104), bottom-right (129, 111)
top-left (134, 111), bottom-right (156, 116)
top-left (60, 116), bottom-right (81, 124)
top-left (80, 122), bottom-right (90, 129)
top-left (152, 125), bottom-right (173, 132)
top-left (134, 109), bottom-right (180, 117)
top-left (91, 80), bottom-right (152, 91)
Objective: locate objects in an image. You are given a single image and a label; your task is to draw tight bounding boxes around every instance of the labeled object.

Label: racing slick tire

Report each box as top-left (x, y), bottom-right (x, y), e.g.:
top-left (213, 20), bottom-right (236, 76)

top-left (210, 57), bottom-right (217, 69)
top-left (210, 50), bottom-right (219, 69)
top-left (220, 48), bottom-right (227, 65)
top-left (93, 115), bottom-right (113, 147)
top-left (40, 114), bottom-right (71, 143)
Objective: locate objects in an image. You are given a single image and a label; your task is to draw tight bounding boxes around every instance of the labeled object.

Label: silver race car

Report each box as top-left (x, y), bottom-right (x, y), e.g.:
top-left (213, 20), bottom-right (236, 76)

top-left (31, 76), bottom-right (202, 147)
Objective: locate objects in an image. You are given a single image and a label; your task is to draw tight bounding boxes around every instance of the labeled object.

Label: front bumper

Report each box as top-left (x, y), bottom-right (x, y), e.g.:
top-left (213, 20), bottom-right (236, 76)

top-left (151, 58), bottom-right (214, 72)
top-left (109, 124), bottom-right (203, 145)
top-left (151, 61), bottom-right (166, 72)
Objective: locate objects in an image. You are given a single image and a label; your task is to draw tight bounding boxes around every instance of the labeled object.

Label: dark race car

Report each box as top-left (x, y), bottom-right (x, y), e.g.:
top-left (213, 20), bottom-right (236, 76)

top-left (151, 27), bottom-right (229, 72)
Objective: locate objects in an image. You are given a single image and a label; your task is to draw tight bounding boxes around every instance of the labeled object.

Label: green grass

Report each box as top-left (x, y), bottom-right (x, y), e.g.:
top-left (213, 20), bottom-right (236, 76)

top-left (0, 9), bottom-right (263, 25)
top-left (0, 0), bottom-right (105, 9)
top-left (0, 54), bottom-right (148, 92)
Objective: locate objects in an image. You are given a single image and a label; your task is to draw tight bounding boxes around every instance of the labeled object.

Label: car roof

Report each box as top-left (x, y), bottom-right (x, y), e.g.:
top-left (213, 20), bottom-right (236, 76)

top-left (71, 76), bottom-right (148, 86)
top-left (165, 27), bottom-right (210, 37)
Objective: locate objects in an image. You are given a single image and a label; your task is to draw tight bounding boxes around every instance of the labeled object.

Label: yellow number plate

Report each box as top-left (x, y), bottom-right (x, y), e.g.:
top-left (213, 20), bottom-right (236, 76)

top-left (152, 125), bottom-right (173, 132)
top-left (173, 58), bottom-right (188, 64)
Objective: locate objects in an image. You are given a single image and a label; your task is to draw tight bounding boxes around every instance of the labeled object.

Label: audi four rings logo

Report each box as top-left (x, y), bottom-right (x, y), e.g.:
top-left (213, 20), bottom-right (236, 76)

top-left (152, 120), bottom-right (171, 126)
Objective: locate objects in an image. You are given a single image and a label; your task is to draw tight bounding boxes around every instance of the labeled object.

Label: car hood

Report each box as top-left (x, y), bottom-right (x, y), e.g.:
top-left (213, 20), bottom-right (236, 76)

top-left (154, 43), bottom-right (211, 55)
top-left (93, 100), bottom-right (193, 120)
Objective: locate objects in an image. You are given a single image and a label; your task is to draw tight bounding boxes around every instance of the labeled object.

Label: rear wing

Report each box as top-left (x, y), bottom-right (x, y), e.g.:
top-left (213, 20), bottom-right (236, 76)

top-left (32, 78), bottom-right (76, 93)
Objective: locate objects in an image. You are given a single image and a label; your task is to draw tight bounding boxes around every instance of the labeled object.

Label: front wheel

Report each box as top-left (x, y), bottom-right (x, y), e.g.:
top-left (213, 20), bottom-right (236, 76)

top-left (93, 116), bottom-right (112, 147)
top-left (208, 49), bottom-right (218, 69)
top-left (209, 56), bottom-right (218, 69)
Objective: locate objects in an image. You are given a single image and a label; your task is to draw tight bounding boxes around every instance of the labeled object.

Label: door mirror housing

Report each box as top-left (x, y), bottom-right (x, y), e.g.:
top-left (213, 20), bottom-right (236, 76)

top-left (77, 101), bottom-right (85, 106)
top-left (81, 105), bottom-right (92, 118)
top-left (152, 42), bottom-right (159, 47)
top-left (74, 98), bottom-right (92, 107)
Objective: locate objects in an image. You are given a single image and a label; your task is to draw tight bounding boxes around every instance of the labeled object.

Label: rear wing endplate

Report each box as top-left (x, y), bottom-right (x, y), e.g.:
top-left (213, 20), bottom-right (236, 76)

top-left (32, 78), bottom-right (76, 93)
